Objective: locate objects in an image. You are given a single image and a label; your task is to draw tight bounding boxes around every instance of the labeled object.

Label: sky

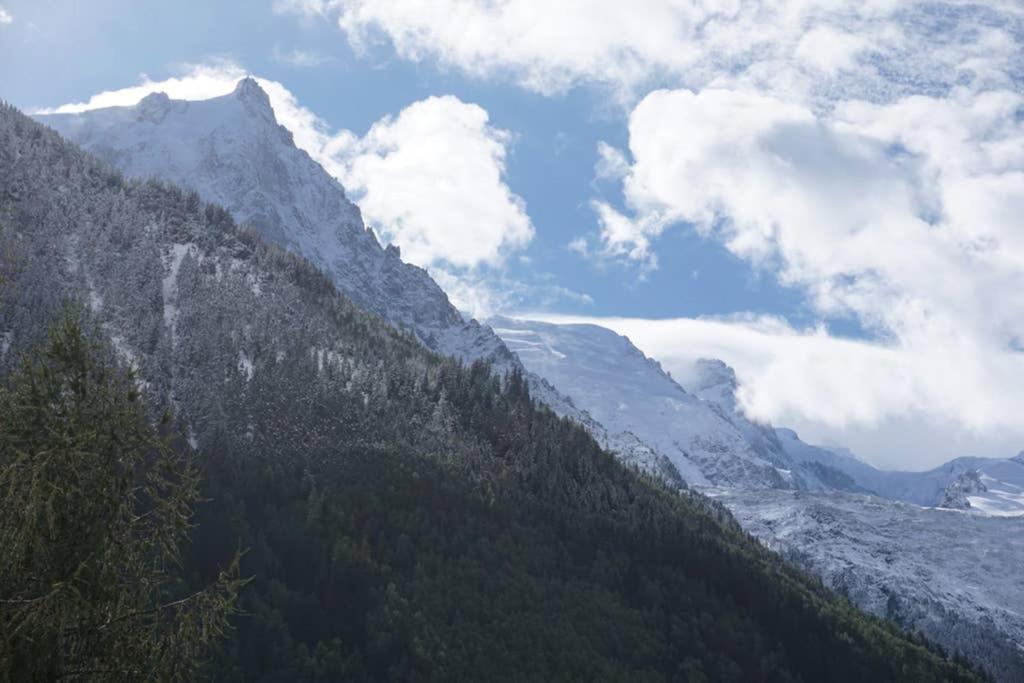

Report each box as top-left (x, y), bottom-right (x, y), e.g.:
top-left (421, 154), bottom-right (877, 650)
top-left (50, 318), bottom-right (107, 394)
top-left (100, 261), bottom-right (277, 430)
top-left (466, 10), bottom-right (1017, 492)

top-left (2, 0), bottom-right (1023, 469)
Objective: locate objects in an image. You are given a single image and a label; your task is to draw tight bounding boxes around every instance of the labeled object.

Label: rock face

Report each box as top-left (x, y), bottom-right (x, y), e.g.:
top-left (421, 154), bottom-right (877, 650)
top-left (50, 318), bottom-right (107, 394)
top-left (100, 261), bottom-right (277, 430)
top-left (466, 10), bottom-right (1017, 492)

top-left (941, 470), bottom-right (987, 509)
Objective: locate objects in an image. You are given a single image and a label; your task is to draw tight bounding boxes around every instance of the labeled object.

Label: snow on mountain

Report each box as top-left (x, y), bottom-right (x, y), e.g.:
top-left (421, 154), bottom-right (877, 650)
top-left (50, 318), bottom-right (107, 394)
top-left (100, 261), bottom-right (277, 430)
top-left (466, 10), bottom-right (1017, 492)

top-left (491, 314), bottom-right (1024, 678)
top-left (714, 487), bottom-right (1024, 681)
top-left (693, 357), bottom-right (1024, 515)
top-left (491, 317), bottom-right (882, 493)
top-left (36, 82), bottom-right (1023, 676)
top-left (33, 80), bottom-right (670, 482)
top-left (36, 79), bottom-right (512, 370)
top-left (938, 457), bottom-right (1024, 516)
top-left (490, 316), bottom-right (790, 489)
top-left (772, 438), bottom-right (1024, 515)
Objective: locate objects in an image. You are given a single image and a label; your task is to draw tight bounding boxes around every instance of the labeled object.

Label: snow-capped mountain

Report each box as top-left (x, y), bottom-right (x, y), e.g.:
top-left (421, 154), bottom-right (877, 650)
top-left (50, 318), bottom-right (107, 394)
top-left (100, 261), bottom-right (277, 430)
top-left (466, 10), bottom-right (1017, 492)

top-left (35, 83), bottom-right (1022, 677)
top-left (715, 488), bottom-right (1024, 682)
top-left (692, 355), bottom-right (1024, 515)
top-left (490, 315), bottom-right (895, 493)
top-left (490, 316), bottom-right (796, 489)
top-left (490, 315), bottom-right (1024, 679)
top-left (37, 79), bottom-right (513, 369)
top-left (33, 80), bottom-right (652, 479)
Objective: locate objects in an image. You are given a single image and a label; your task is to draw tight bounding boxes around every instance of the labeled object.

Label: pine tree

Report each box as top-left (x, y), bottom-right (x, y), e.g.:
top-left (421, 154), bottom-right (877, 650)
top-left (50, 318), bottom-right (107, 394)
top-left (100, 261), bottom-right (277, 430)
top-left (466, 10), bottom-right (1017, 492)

top-left (0, 309), bottom-right (244, 681)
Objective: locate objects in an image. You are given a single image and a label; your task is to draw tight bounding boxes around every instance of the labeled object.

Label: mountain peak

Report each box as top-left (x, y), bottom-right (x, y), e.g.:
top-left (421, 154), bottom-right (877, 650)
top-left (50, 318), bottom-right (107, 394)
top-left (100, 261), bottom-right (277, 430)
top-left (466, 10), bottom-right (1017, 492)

top-left (232, 77), bottom-right (273, 117)
top-left (136, 91), bottom-right (172, 122)
top-left (690, 358), bottom-right (741, 413)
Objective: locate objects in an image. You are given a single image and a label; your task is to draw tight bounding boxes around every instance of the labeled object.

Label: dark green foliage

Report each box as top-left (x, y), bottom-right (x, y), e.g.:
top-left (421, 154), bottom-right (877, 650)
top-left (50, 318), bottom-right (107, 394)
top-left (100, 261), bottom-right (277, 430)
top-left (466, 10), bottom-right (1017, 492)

top-left (0, 102), bottom-right (987, 681)
top-left (0, 310), bottom-right (243, 681)
top-left (186, 360), bottom-right (984, 682)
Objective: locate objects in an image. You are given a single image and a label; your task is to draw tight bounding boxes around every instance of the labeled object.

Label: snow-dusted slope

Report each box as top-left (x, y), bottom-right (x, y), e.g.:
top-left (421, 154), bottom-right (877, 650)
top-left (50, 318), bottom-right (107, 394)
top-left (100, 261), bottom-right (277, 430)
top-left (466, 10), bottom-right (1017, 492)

top-left (936, 455), bottom-right (1024, 516)
top-left (37, 79), bottom-right (512, 369)
top-left (693, 357), bottom-right (1024, 514)
top-left (492, 315), bottom-right (1024, 678)
top-left (490, 316), bottom-right (789, 489)
top-left (34, 81), bottom-right (667, 481)
top-left (770, 435), bottom-right (1024, 514)
top-left (715, 488), bottom-right (1024, 681)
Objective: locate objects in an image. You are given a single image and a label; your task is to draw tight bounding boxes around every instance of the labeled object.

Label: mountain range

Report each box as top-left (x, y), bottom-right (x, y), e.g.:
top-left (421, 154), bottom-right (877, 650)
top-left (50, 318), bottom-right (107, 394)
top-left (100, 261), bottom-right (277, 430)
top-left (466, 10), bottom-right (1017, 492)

top-left (25, 80), bottom-right (1023, 680)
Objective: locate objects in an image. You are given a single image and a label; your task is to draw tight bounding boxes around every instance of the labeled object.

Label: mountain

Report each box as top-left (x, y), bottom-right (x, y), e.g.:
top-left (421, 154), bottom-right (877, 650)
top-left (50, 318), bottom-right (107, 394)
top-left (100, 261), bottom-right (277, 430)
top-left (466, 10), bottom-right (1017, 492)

top-left (716, 487), bottom-right (1024, 682)
top-left (37, 78), bottom-right (512, 369)
top-left (488, 316), bottom-right (1023, 679)
top-left (1, 100), bottom-right (985, 681)
top-left (491, 316), bottom-right (879, 492)
top-left (24, 82), bottom-right (1013, 677)
top-left (936, 455), bottom-right (1024, 515)
top-left (33, 80), bottom-right (666, 484)
top-left (692, 357), bottom-right (1024, 514)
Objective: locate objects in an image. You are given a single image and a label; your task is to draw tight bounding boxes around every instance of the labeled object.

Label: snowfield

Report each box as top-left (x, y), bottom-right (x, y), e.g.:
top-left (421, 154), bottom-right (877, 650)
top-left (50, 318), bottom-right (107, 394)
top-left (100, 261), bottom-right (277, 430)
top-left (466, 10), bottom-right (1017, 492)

top-left (713, 487), bottom-right (1024, 682)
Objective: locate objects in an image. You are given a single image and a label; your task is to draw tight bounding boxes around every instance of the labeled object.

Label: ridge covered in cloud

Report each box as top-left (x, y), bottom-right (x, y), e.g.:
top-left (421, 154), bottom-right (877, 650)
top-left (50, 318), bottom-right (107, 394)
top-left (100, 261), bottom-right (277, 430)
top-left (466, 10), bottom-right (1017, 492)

top-left (524, 313), bottom-right (1024, 468)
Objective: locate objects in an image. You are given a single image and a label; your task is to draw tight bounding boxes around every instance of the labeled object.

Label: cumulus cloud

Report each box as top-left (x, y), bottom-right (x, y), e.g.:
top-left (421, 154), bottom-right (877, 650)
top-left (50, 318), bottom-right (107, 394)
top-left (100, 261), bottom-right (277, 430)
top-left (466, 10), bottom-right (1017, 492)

top-left (35, 62), bottom-right (250, 114)
top-left (0, 6), bottom-right (12, 25)
top-left (326, 95), bottom-right (534, 269)
top-left (38, 61), bottom-right (533, 277)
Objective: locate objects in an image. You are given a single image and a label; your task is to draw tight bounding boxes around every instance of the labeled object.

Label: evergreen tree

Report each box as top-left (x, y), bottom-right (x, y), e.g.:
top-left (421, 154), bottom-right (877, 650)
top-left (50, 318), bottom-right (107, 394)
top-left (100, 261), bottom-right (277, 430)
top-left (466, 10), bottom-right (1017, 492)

top-left (0, 310), bottom-right (243, 681)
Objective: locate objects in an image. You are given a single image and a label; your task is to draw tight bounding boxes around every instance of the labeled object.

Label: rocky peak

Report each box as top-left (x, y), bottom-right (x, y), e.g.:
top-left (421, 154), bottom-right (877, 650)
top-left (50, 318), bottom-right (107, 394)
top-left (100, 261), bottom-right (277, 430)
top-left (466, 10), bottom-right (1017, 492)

top-left (232, 77), bottom-right (275, 121)
top-left (692, 358), bottom-right (740, 412)
top-left (695, 358), bottom-right (738, 391)
top-left (136, 91), bottom-right (172, 123)
top-left (939, 469), bottom-right (987, 509)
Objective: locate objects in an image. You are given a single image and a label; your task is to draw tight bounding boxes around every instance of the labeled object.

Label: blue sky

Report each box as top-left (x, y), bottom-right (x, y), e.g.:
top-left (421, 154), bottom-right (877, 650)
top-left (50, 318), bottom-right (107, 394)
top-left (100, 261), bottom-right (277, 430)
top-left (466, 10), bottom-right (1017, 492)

top-left (3, 0), bottom-right (1024, 467)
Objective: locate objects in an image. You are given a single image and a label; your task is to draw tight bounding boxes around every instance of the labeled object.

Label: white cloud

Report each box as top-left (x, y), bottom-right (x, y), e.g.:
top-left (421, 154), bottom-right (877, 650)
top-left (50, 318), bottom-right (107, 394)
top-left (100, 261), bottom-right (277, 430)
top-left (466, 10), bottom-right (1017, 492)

top-left (584, 84), bottom-right (1024, 453)
top-left (0, 6), bottom-right (12, 25)
top-left (793, 26), bottom-right (867, 75)
top-left (326, 95), bottom-right (534, 269)
top-left (524, 313), bottom-right (1024, 469)
top-left (435, 269), bottom-right (593, 320)
top-left (38, 62), bottom-right (533, 276)
top-left (290, 1), bottom-right (1022, 105)
top-left (273, 0), bottom-right (330, 17)
top-left (271, 45), bottom-right (333, 68)
top-left (35, 62), bottom-right (251, 114)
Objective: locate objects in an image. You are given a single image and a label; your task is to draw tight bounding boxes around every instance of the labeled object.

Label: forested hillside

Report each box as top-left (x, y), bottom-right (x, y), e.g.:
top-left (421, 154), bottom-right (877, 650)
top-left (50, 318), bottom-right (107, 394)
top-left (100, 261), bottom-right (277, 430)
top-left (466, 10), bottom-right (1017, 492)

top-left (0, 103), bottom-right (984, 681)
